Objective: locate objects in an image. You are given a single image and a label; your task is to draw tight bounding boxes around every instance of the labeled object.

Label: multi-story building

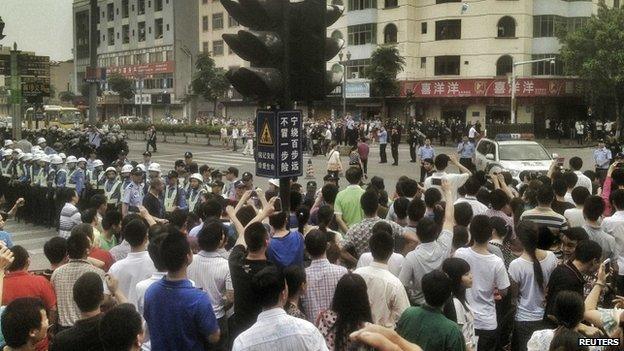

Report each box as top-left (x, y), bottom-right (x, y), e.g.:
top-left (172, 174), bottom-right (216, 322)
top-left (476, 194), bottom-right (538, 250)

top-left (50, 60), bottom-right (75, 104)
top-left (72, 0), bottom-right (198, 120)
top-left (201, 0), bottom-right (619, 128)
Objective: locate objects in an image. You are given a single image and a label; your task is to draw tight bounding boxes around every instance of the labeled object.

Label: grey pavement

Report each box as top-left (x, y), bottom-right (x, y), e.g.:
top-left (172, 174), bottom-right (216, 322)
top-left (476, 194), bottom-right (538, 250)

top-left (16, 138), bottom-right (599, 271)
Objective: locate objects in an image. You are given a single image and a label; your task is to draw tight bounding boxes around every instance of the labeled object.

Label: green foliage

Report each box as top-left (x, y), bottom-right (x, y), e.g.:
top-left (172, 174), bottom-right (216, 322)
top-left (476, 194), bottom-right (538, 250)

top-left (79, 83), bottom-right (102, 98)
top-left (364, 45), bottom-right (406, 98)
top-left (191, 53), bottom-right (230, 104)
top-left (107, 72), bottom-right (135, 100)
top-left (58, 91), bottom-right (76, 103)
top-left (559, 2), bottom-right (624, 129)
top-left (120, 122), bottom-right (223, 135)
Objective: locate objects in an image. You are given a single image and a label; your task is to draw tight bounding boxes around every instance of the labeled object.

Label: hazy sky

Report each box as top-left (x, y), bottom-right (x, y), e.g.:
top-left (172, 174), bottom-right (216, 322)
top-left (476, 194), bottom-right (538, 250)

top-left (1, 0), bottom-right (73, 61)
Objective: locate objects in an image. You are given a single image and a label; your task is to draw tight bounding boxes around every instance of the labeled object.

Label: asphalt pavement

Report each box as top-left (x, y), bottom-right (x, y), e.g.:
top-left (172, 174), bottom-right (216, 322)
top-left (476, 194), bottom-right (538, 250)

top-left (18, 138), bottom-right (599, 271)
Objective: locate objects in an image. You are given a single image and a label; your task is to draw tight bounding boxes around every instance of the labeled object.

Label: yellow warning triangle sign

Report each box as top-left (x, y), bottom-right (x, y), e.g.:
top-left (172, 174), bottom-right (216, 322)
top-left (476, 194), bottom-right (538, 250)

top-left (259, 120), bottom-right (274, 145)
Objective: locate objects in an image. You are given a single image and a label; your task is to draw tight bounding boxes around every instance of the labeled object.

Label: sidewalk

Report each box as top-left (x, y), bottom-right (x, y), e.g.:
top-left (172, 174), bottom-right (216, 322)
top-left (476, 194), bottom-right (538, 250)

top-left (537, 138), bottom-right (597, 149)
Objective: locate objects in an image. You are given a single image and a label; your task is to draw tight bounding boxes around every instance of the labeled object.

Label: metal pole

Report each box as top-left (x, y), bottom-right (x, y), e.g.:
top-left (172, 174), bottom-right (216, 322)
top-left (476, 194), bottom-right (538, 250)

top-left (342, 61), bottom-right (346, 118)
top-left (278, 1), bottom-right (292, 214)
top-left (139, 75), bottom-right (143, 120)
top-left (88, 0), bottom-right (98, 125)
top-left (10, 45), bottom-right (21, 140)
top-left (510, 63), bottom-right (516, 124)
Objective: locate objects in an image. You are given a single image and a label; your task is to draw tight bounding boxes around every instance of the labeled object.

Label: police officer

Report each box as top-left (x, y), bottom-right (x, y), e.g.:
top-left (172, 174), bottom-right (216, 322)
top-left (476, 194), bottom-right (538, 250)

top-left (163, 170), bottom-right (187, 217)
top-left (47, 155), bottom-right (62, 227)
top-left (457, 135), bottom-right (476, 173)
top-left (65, 156), bottom-right (85, 196)
top-left (408, 118), bottom-right (419, 163)
top-left (122, 166), bottom-right (145, 217)
top-left (390, 127), bottom-right (400, 166)
top-left (103, 167), bottom-right (122, 211)
top-left (119, 164), bottom-right (133, 205)
top-left (594, 139), bottom-right (612, 183)
top-left (417, 139), bottom-right (436, 183)
top-left (186, 173), bottom-right (206, 213)
top-left (0, 149), bottom-right (15, 206)
top-left (85, 159), bottom-right (105, 200)
top-left (147, 163), bottom-right (162, 185)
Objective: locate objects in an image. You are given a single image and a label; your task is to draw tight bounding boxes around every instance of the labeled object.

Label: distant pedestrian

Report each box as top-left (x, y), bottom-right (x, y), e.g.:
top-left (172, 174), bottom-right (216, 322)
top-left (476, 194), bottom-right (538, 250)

top-left (390, 127), bottom-right (400, 166)
top-left (378, 126), bottom-right (388, 164)
top-left (146, 125), bottom-right (157, 153)
top-left (417, 139), bottom-right (435, 183)
top-left (231, 127), bottom-right (240, 152)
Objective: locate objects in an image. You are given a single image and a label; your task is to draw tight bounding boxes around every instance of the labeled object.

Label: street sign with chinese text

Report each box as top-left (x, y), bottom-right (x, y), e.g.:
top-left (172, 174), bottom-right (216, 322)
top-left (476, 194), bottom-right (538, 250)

top-left (21, 81), bottom-right (50, 98)
top-left (255, 110), bottom-right (303, 178)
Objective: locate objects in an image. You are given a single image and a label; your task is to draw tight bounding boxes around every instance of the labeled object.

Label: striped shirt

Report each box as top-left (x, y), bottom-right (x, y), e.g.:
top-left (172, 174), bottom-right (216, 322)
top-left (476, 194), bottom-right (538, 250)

top-left (300, 258), bottom-right (347, 323)
top-left (520, 206), bottom-right (569, 235)
top-left (58, 203), bottom-right (81, 239)
top-left (187, 250), bottom-right (232, 319)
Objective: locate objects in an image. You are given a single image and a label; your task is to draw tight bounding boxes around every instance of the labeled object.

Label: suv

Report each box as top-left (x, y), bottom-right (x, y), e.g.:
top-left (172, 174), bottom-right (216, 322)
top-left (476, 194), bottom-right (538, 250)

top-left (475, 134), bottom-right (555, 179)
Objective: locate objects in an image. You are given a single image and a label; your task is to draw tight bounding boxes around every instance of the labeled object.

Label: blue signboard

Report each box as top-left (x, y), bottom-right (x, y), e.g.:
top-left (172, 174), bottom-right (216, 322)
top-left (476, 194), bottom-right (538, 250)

top-left (255, 109), bottom-right (303, 178)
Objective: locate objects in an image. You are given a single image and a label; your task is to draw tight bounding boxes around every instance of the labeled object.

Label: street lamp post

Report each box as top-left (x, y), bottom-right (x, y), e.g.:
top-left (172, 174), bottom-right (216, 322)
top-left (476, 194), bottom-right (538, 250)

top-left (510, 57), bottom-right (555, 124)
top-left (338, 50), bottom-right (351, 118)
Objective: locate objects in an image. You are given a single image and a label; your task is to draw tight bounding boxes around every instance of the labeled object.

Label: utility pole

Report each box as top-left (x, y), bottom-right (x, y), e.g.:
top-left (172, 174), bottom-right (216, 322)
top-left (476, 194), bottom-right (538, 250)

top-left (88, 0), bottom-right (98, 125)
top-left (10, 42), bottom-right (21, 140)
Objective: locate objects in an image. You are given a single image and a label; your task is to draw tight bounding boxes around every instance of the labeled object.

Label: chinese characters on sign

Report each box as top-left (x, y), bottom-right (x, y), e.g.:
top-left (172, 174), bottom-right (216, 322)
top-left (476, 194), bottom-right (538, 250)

top-left (255, 110), bottom-right (303, 178)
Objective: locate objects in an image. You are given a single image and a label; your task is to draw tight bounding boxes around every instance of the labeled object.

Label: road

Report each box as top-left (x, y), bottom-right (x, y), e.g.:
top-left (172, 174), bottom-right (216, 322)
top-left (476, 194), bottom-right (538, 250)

top-left (20, 139), bottom-right (598, 271)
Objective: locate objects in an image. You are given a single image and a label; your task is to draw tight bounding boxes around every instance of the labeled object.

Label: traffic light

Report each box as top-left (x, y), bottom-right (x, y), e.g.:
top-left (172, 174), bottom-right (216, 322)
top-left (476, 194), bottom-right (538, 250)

top-left (222, 0), bottom-right (344, 102)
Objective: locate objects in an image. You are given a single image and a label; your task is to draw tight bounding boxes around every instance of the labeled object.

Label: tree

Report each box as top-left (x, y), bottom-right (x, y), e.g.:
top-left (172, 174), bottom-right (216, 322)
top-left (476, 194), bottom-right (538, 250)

top-left (559, 2), bottom-right (624, 137)
top-left (191, 53), bottom-right (230, 122)
top-left (79, 83), bottom-right (102, 98)
top-left (59, 91), bottom-right (76, 104)
top-left (107, 72), bottom-right (135, 115)
top-left (364, 45), bottom-right (405, 119)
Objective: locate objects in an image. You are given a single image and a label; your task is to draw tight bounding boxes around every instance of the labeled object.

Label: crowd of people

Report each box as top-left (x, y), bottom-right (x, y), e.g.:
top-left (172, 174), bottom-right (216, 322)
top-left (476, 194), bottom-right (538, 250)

top-left (0, 119), bottom-right (624, 351)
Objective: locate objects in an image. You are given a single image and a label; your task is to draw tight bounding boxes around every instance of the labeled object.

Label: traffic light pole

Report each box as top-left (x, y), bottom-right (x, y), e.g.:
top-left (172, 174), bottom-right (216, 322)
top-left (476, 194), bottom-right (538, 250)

top-left (88, 0), bottom-right (98, 125)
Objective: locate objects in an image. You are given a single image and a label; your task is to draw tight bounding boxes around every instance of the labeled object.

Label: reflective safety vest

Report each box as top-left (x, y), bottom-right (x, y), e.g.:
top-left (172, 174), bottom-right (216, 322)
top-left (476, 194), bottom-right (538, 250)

top-left (66, 169), bottom-right (77, 189)
top-left (104, 179), bottom-right (122, 204)
top-left (47, 169), bottom-right (56, 187)
top-left (87, 169), bottom-right (103, 189)
top-left (164, 185), bottom-right (179, 212)
top-left (186, 188), bottom-right (205, 213)
top-left (32, 167), bottom-right (47, 187)
top-left (1, 160), bottom-right (13, 178)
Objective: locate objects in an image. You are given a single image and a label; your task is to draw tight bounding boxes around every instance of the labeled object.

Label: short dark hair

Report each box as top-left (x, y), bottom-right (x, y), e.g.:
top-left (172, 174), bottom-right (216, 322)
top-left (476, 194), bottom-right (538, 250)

top-left (8, 246), bottom-right (28, 271)
top-left (268, 211), bottom-right (288, 230)
top-left (99, 304), bottom-right (143, 351)
top-left (613, 169), bottom-right (624, 187)
top-left (434, 154), bottom-right (450, 170)
top-left (569, 157), bottom-right (583, 171)
top-left (553, 291), bottom-right (585, 329)
top-left (43, 237), bottom-right (67, 265)
top-left (244, 222), bottom-right (268, 252)
top-left (562, 172), bottom-right (578, 189)
top-left (562, 227), bottom-right (589, 243)
top-left (236, 205), bottom-right (257, 227)
top-left (305, 229), bottom-right (327, 258)
top-left (454, 202), bottom-right (473, 227)
top-left (283, 265), bottom-right (306, 299)
top-left (571, 187), bottom-right (590, 206)
top-left (422, 270), bottom-right (452, 308)
top-left (251, 266), bottom-right (285, 309)
top-left (369, 224), bottom-right (393, 262)
top-left (407, 198), bottom-right (426, 222)
top-left (464, 177), bottom-right (481, 196)
top-left (574, 240), bottom-right (602, 263)
top-left (73, 272), bottom-right (104, 312)
top-left (583, 196), bottom-right (604, 221)
top-left (200, 200), bottom-right (223, 220)
top-left (424, 188), bottom-right (442, 208)
top-left (124, 219), bottom-right (148, 247)
top-left (81, 208), bottom-right (98, 224)
top-left (537, 184), bottom-right (554, 205)
top-left (147, 232), bottom-right (167, 271)
top-left (416, 217), bottom-right (438, 243)
top-left (321, 183), bottom-right (339, 204)
top-left (361, 190), bottom-right (379, 216)
top-left (612, 189), bottom-right (624, 211)
top-left (159, 231), bottom-right (190, 272)
top-left (393, 197), bottom-right (410, 220)
top-left (89, 194), bottom-right (107, 209)
top-left (470, 215), bottom-right (492, 244)
top-left (1, 298), bottom-right (45, 348)
top-left (102, 211), bottom-right (122, 231)
top-left (490, 189), bottom-right (510, 211)
top-left (198, 220), bottom-right (226, 252)
top-left (345, 166), bottom-right (363, 184)
top-left (401, 179), bottom-right (419, 198)
top-left (67, 233), bottom-right (91, 259)
top-left (552, 179), bottom-right (567, 197)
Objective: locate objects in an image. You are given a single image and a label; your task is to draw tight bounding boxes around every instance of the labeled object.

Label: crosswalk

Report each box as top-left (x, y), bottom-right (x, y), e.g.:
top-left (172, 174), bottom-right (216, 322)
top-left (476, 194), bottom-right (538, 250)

top-left (149, 149), bottom-right (258, 170)
top-left (4, 221), bottom-right (56, 270)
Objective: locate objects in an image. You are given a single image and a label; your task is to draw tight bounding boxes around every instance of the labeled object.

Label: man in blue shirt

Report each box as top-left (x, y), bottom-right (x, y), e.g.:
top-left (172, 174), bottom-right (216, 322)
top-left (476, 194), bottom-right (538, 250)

top-left (144, 230), bottom-right (220, 351)
top-left (457, 136), bottom-right (476, 173)
top-left (594, 139), bottom-right (612, 182)
top-left (378, 126), bottom-right (388, 164)
top-left (417, 138), bottom-right (436, 182)
top-left (122, 167), bottom-right (145, 217)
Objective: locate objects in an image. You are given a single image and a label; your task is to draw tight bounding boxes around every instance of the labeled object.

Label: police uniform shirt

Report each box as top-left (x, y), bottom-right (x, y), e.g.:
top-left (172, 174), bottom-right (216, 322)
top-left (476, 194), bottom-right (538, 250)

top-left (105, 178), bottom-right (122, 204)
top-left (123, 181), bottom-right (145, 210)
top-left (457, 142), bottom-right (475, 159)
top-left (417, 145), bottom-right (435, 160)
top-left (594, 148), bottom-right (612, 169)
top-left (186, 187), bottom-right (205, 212)
top-left (55, 168), bottom-right (68, 188)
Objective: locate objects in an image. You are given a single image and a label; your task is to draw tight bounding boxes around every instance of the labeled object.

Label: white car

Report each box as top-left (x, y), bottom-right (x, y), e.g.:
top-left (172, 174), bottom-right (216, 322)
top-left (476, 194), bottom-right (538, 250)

top-left (475, 134), bottom-right (556, 179)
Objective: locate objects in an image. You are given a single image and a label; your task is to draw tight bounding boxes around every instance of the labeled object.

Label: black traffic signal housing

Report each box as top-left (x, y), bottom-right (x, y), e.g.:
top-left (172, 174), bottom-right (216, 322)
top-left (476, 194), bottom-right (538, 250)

top-left (222, 0), bottom-right (344, 103)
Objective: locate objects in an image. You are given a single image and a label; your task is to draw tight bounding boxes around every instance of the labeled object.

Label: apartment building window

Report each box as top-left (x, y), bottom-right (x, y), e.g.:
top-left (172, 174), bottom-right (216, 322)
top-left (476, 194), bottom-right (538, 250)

top-left (202, 41), bottom-right (209, 53)
top-left (96, 30), bottom-right (101, 47)
top-left (107, 3), bottom-right (114, 21)
top-left (122, 24), bottom-right (130, 44)
top-left (155, 19), bottom-right (164, 39)
top-left (532, 54), bottom-right (564, 75)
top-left (349, 0), bottom-right (376, 11)
top-left (213, 40), bottom-right (224, 55)
top-left (149, 52), bottom-right (163, 63)
top-left (96, 7), bottom-right (100, 24)
top-left (436, 0), bottom-right (460, 3)
top-left (384, 24), bottom-right (397, 43)
top-left (155, 0), bottom-right (163, 11)
top-left (348, 23), bottom-right (377, 45)
top-left (346, 59), bottom-right (370, 78)
top-left (229, 15), bottom-right (239, 27)
top-left (496, 55), bottom-right (512, 76)
top-left (533, 15), bottom-right (564, 37)
top-left (435, 20), bottom-right (461, 40)
top-left (138, 21), bottom-right (146, 41)
top-left (421, 22), bottom-right (427, 34)
top-left (616, 0), bottom-right (620, 7)
top-left (138, 0), bottom-right (146, 15)
top-left (420, 57), bottom-right (426, 69)
top-left (107, 28), bottom-right (115, 46)
top-left (202, 16), bottom-right (209, 31)
top-left (76, 11), bottom-right (90, 58)
top-left (213, 13), bottom-right (224, 30)
top-left (434, 56), bottom-right (460, 75)
top-left (122, 0), bottom-right (129, 18)
top-left (497, 16), bottom-right (516, 37)
top-left (567, 17), bottom-right (589, 32)
top-left (134, 53), bottom-right (146, 64)
top-left (384, 0), bottom-right (398, 8)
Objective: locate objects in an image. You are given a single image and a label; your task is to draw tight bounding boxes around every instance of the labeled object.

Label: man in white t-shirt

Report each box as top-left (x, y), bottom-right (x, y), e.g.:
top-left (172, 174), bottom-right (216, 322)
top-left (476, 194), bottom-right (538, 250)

top-left (563, 187), bottom-right (590, 228)
top-left (231, 127), bottom-right (240, 152)
top-left (468, 122), bottom-right (479, 142)
top-left (454, 215), bottom-right (510, 351)
top-left (454, 176), bottom-right (488, 216)
top-left (568, 157), bottom-right (592, 193)
top-left (424, 154), bottom-right (472, 202)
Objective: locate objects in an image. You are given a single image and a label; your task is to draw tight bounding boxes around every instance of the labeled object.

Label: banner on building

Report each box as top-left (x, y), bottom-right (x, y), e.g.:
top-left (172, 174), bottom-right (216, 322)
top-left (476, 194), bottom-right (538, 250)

top-left (107, 61), bottom-right (175, 78)
top-left (345, 79), bottom-right (371, 98)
